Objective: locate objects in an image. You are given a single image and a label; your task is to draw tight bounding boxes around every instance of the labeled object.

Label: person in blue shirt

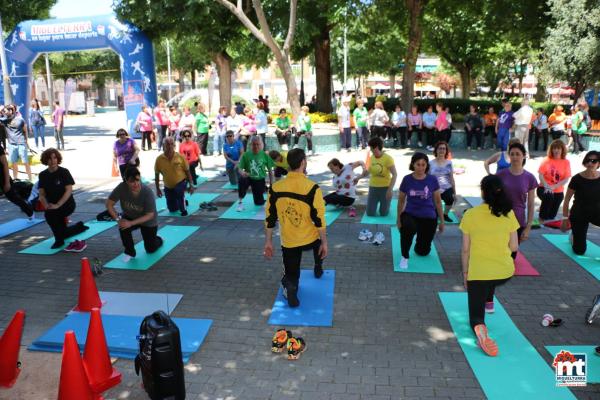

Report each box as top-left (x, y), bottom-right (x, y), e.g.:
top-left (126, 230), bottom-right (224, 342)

top-left (223, 130), bottom-right (244, 186)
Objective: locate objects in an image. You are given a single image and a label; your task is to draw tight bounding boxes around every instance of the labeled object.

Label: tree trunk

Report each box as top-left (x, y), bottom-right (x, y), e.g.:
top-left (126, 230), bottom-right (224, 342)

top-left (177, 69), bottom-right (185, 93)
top-left (213, 51), bottom-right (232, 111)
top-left (273, 51), bottom-right (300, 120)
top-left (389, 73), bottom-right (396, 98)
top-left (593, 84), bottom-right (599, 107)
top-left (401, 0), bottom-right (428, 113)
top-left (191, 70), bottom-right (196, 89)
top-left (459, 67), bottom-right (470, 99)
top-left (314, 29), bottom-right (333, 113)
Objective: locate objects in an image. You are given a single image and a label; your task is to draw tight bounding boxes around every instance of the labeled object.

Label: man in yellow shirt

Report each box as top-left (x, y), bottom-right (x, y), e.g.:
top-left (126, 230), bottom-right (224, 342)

top-left (268, 150), bottom-right (289, 179)
top-left (264, 148), bottom-right (328, 307)
top-left (154, 137), bottom-right (195, 216)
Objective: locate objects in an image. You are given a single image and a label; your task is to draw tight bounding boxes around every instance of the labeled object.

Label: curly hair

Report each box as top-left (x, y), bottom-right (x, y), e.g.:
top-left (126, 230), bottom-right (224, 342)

top-left (41, 148), bottom-right (62, 165)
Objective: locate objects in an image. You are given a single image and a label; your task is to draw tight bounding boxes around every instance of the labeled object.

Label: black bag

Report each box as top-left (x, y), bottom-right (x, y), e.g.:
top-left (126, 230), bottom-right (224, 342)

top-left (11, 180), bottom-right (33, 199)
top-left (135, 311), bottom-right (186, 400)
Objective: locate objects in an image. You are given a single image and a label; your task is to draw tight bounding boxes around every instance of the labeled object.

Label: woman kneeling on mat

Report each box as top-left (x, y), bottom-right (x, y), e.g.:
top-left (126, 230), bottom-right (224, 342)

top-left (460, 175), bottom-right (519, 357)
top-left (235, 135), bottom-right (274, 211)
top-left (561, 151), bottom-right (600, 255)
top-left (106, 167), bottom-right (163, 262)
top-left (366, 137), bottom-right (397, 217)
top-left (38, 148), bottom-right (89, 250)
top-left (396, 152), bottom-right (444, 269)
top-left (324, 158), bottom-right (368, 217)
top-left (429, 141), bottom-right (456, 223)
top-left (537, 140), bottom-right (571, 224)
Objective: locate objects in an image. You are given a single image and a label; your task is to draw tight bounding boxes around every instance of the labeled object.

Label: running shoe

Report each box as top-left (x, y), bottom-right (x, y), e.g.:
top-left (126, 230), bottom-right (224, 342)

top-left (180, 210), bottom-right (188, 217)
top-left (586, 294), bottom-right (600, 324)
top-left (314, 265), bottom-right (323, 279)
top-left (199, 202), bottom-right (209, 209)
top-left (236, 202), bottom-right (245, 212)
top-left (485, 301), bottom-right (495, 314)
top-left (427, 145), bottom-right (434, 151)
top-left (287, 337), bottom-right (306, 360)
top-left (348, 207), bottom-right (357, 217)
top-left (443, 214), bottom-right (453, 223)
top-left (271, 329), bottom-right (292, 353)
top-left (473, 324), bottom-right (498, 357)
top-left (399, 257), bottom-right (409, 269)
top-left (65, 240), bottom-right (87, 253)
top-left (372, 232), bottom-right (385, 246)
top-left (281, 283), bottom-right (300, 308)
top-left (358, 229), bottom-right (373, 241)
top-left (51, 240), bottom-right (65, 249)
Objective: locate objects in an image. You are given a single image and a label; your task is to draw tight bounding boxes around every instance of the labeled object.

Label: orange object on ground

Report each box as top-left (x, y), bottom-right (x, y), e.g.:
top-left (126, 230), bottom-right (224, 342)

top-left (73, 258), bottom-right (102, 312)
top-left (57, 331), bottom-right (101, 400)
top-left (83, 308), bottom-right (121, 394)
top-left (111, 160), bottom-right (119, 177)
top-left (0, 310), bottom-right (25, 388)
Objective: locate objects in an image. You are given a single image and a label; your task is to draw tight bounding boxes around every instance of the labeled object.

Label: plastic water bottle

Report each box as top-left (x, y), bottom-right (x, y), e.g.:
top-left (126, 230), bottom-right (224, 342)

top-left (541, 314), bottom-right (554, 327)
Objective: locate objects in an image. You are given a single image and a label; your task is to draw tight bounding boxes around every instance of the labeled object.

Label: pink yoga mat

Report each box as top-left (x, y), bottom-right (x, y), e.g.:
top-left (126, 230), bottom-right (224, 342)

top-left (514, 251), bottom-right (540, 276)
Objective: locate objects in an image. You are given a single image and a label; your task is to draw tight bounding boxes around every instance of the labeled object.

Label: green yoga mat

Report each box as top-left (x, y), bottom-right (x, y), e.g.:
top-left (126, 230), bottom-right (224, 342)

top-left (543, 234), bottom-right (600, 281)
top-left (325, 204), bottom-right (343, 226)
top-left (19, 220), bottom-right (117, 255)
top-left (104, 225), bottom-right (199, 271)
top-left (439, 292), bottom-right (575, 400)
top-left (222, 183), bottom-right (238, 190)
top-left (391, 227), bottom-right (444, 273)
top-left (360, 199), bottom-right (398, 225)
top-left (219, 194), bottom-right (266, 220)
top-left (546, 346), bottom-right (600, 383)
top-left (156, 192), bottom-right (220, 216)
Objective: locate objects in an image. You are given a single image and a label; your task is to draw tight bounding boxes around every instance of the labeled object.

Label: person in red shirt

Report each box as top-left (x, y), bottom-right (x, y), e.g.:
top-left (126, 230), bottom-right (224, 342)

top-left (178, 130), bottom-right (203, 186)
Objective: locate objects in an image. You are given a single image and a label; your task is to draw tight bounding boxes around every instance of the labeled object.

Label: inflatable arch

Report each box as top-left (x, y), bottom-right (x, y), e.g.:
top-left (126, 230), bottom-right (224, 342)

top-left (0, 14), bottom-right (157, 135)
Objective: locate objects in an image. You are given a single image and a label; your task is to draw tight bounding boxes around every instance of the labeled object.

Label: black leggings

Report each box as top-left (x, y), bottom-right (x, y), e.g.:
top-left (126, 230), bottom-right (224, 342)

top-left (409, 125), bottom-right (421, 144)
top-left (399, 213), bottom-right (437, 259)
top-left (440, 188), bottom-right (455, 211)
top-left (189, 160), bottom-right (199, 186)
top-left (371, 126), bottom-right (386, 139)
top-left (238, 177), bottom-right (266, 205)
top-left (4, 183), bottom-right (33, 217)
top-left (424, 127), bottom-right (435, 146)
top-left (294, 131), bottom-right (313, 151)
top-left (119, 219), bottom-right (163, 257)
top-left (536, 187), bottom-right (563, 221)
top-left (467, 277), bottom-right (511, 329)
top-left (281, 239), bottom-right (322, 290)
top-left (533, 128), bottom-right (549, 151)
top-left (323, 192), bottom-right (355, 207)
top-left (466, 128), bottom-right (483, 148)
top-left (570, 212), bottom-right (600, 255)
top-left (196, 134), bottom-right (208, 155)
top-left (44, 200), bottom-right (86, 243)
top-left (275, 129), bottom-right (292, 146)
top-left (141, 131), bottom-right (152, 150)
top-left (158, 125), bottom-right (167, 150)
top-left (391, 127), bottom-right (407, 148)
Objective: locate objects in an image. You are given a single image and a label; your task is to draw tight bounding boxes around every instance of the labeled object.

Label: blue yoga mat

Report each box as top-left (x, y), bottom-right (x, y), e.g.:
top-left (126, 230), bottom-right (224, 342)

top-left (360, 199), bottom-right (398, 225)
top-left (29, 312), bottom-right (212, 363)
top-left (71, 292), bottom-right (183, 317)
top-left (219, 194), bottom-right (266, 220)
top-left (104, 225), bottom-right (199, 271)
top-left (546, 346), bottom-right (600, 383)
top-left (0, 217), bottom-right (44, 239)
top-left (19, 220), bottom-right (117, 255)
top-left (464, 196), bottom-right (483, 208)
top-left (439, 292), bottom-right (575, 400)
top-left (156, 192), bottom-right (220, 216)
top-left (268, 269), bottom-right (335, 327)
top-left (543, 234), bottom-right (600, 281)
top-left (390, 227), bottom-right (444, 273)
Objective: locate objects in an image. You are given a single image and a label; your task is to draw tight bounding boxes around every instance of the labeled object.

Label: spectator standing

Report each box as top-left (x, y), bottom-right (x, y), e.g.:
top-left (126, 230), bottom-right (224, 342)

top-left (154, 100), bottom-right (169, 151)
top-left (353, 99), bottom-right (369, 150)
top-left (213, 106), bottom-right (228, 156)
top-left (483, 106), bottom-right (498, 150)
top-left (0, 104), bottom-right (32, 181)
top-left (513, 99), bottom-right (534, 156)
top-left (532, 108), bottom-right (549, 152)
top-left (51, 101), bottom-right (65, 150)
top-left (337, 98), bottom-right (352, 151)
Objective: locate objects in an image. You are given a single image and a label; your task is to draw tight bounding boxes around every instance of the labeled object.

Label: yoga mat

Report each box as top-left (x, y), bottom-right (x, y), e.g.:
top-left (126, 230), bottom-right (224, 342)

top-left (69, 292), bottom-right (183, 316)
top-left (546, 346), bottom-right (600, 383)
top-left (446, 210), bottom-right (460, 225)
top-left (29, 312), bottom-right (212, 363)
top-left (543, 234), bottom-right (600, 281)
top-left (104, 225), bottom-right (199, 271)
top-left (0, 217), bottom-right (44, 239)
top-left (360, 199), bottom-right (398, 225)
top-left (439, 292), bottom-right (575, 400)
top-left (156, 192), bottom-right (220, 216)
top-left (325, 204), bottom-right (343, 226)
top-left (268, 269), bottom-right (335, 327)
top-left (19, 220), bottom-right (117, 255)
top-left (219, 194), bottom-right (266, 220)
top-left (222, 183), bottom-right (238, 190)
top-left (464, 196), bottom-right (483, 208)
top-left (391, 227), bottom-right (444, 274)
top-left (514, 251), bottom-right (540, 276)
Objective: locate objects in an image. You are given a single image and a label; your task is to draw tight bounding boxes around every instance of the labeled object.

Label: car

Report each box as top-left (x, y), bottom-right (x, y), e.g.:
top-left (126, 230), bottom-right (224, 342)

top-left (166, 89), bottom-right (204, 108)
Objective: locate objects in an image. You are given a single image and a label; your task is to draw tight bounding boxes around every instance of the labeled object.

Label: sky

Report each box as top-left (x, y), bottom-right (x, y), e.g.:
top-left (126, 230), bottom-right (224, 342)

top-left (50, 0), bottom-right (114, 18)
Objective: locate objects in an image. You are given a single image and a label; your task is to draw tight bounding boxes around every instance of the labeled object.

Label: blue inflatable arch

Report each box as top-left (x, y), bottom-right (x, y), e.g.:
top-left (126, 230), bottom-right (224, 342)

top-left (0, 14), bottom-right (157, 135)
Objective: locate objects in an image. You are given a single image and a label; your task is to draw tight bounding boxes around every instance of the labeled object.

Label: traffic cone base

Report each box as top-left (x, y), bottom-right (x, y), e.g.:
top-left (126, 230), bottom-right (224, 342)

top-left (74, 257), bottom-right (102, 312)
top-left (58, 331), bottom-right (103, 400)
top-left (87, 368), bottom-right (121, 394)
top-left (0, 310), bottom-right (25, 388)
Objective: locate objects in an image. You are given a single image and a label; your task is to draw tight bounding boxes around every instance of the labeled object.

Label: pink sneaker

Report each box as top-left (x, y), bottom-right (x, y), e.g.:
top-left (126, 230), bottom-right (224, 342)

top-left (348, 207), bottom-right (357, 217)
top-left (64, 240), bottom-right (87, 253)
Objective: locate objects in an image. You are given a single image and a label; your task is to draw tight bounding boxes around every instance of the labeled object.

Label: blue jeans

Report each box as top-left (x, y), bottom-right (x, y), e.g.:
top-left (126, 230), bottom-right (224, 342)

top-left (213, 131), bottom-right (225, 154)
top-left (340, 127), bottom-right (352, 149)
top-left (164, 179), bottom-right (187, 213)
top-left (497, 127), bottom-right (510, 151)
top-left (32, 125), bottom-right (45, 147)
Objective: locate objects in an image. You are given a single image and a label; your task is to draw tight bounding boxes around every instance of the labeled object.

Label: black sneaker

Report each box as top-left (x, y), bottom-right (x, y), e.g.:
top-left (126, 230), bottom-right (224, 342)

top-left (51, 240), bottom-right (65, 249)
top-left (282, 283), bottom-right (300, 308)
top-left (314, 265), bottom-right (323, 279)
top-left (181, 210), bottom-right (188, 217)
top-left (443, 214), bottom-right (453, 223)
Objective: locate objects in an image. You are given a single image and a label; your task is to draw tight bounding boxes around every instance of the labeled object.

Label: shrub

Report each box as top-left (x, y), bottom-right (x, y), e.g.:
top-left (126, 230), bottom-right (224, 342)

top-left (310, 112), bottom-right (338, 124)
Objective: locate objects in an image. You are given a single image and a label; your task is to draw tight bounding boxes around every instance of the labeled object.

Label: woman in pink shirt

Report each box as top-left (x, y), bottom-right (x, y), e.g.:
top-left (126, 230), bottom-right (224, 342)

top-left (433, 103), bottom-right (448, 151)
top-left (407, 106), bottom-right (422, 147)
top-left (168, 106), bottom-right (181, 139)
top-left (136, 105), bottom-right (154, 151)
top-left (154, 100), bottom-right (169, 151)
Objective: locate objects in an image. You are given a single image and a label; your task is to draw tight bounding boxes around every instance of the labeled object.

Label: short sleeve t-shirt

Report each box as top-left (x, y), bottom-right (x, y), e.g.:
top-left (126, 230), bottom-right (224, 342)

top-left (114, 138), bottom-right (136, 166)
top-left (39, 166), bottom-right (75, 205)
top-left (496, 168), bottom-right (537, 227)
top-left (429, 159), bottom-right (453, 191)
top-left (353, 108), bottom-right (368, 128)
top-left (53, 108), bottom-right (65, 127)
top-left (297, 115), bottom-right (312, 132)
top-left (368, 152), bottom-right (395, 188)
top-left (400, 174), bottom-right (440, 219)
top-left (338, 107), bottom-right (351, 128)
top-left (538, 158), bottom-right (571, 193)
top-left (1, 115), bottom-right (26, 144)
top-left (109, 182), bottom-right (157, 227)
top-left (238, 151), bottom-right (274, 179)
top-left (194, 113), bottom-right (210, 134)
top-left (497, 111), bottom-right (514, 130)
top-left (179, 140), bottom-right (200, 163)
top-left (333, 164), bottom-right (357, 198)
top-left (154, 153), bottom-right (189, 189)
top-left (422, 112), bottom-right (436, 128)
top-left (223, 140), bottom-right (243, 169)
top-left (274, 151), bottom-right (289, 170)
top-left (275, 116), bottom-right (291, 130)
top-left (568, 174), bottom-right (600, 217)
top-left (460, 204), bottom-right (520, 281)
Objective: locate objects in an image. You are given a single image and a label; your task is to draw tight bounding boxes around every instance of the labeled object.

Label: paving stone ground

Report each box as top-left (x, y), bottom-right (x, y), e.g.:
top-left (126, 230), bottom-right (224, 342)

top-left (1, 112), bottom-right (600, 399)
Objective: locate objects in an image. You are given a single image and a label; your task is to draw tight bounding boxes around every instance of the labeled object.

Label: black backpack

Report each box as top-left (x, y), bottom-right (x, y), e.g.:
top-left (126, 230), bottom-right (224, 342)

top-left (135, 311), bottom-right (186, 400)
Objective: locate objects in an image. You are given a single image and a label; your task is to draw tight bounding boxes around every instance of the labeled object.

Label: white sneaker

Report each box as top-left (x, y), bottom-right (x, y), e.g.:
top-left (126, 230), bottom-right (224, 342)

top-left (418, 141), bottom-right (423, 147)
top-left (427, 146), bottom-right (434, 151)
top-left (358, 229), bottom-right (373, 241)
top-left (122, 254), bottom-right (132, 263)
top-left (236, 202), bottom-right (245, 212)
top-left (399, 257), bottom-right (409, 269)
top-left (372, 231), bottom-right (385, 245)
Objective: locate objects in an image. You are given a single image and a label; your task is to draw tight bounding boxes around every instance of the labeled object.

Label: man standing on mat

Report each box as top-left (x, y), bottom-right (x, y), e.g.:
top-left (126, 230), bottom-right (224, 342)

top-left (106, 167), bottom-right (163, 262)
top-left (154, 137), bottom-right (195, 216)
top-left (263, 148), bottom-right (328, 308)
top-left (0, 144), bottom-right (34, 217)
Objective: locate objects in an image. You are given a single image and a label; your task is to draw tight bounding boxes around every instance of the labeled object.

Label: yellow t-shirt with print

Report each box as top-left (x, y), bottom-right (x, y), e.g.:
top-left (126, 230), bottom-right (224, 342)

top-left (368, 152), bottom-right (395, 187)
top-left (154, 153), bottom-right (189, 189)
top-left (459, 204), bottom-right (520, 281)
top-left (275, 151), bottom-right (289, 170)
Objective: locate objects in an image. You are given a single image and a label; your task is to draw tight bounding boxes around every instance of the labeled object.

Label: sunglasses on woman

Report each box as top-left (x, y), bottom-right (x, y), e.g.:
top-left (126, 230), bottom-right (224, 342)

top-left (584, 158), bottom-right (599, 164)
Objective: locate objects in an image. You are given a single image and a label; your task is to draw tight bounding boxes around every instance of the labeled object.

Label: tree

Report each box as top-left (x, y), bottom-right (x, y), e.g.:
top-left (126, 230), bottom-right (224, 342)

top-left (0, 1), bottom-right (57, 32)
top-left (401, 0), bottom-right (428, 112)
top-left (215, 0), bottom-right (301, 117)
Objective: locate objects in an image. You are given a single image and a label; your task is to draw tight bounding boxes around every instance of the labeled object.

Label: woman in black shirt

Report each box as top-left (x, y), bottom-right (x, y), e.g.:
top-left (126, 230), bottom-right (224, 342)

top-left (38, 148), bottom-right (88, 249)
top-left (561, 151), bottom-right (600, 255)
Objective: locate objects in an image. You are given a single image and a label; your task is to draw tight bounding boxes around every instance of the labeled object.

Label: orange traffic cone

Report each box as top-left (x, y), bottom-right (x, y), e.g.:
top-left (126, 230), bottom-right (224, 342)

top-left (74, 258), bottom-right (102, 312)
top-left (57, 331), bottom-right (101, 400)
top-left (0, 310), bottom-right (25, 388)
top-left (83, 308), bottom-right (121, 394)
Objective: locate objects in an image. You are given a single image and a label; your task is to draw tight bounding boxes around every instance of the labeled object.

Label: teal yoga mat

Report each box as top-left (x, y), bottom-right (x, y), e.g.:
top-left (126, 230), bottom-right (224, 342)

top-left (546, 346), bottom-right (600, 383)
top-left (19, 220), bottom-right (117, 255)
top-left (445, 210), bottom-right (460, 224)
top-left (104, 225), bottom-right (199, 271)
top-left (543, 234), bottom-right (600, 281)
top-left (219, 194), bottom-right (266, 220)
top-left (439, 292), bottom-right (575, 400)
top-left (222, 183), bottom-right (238, 190)
top-left (360, 199), bottom-right (398, 225)
top-left (391, 227), bottom-right (444, 273)
top-left (325, 204), bottom-right (343, 226)
top-left (156, 192), bottom-right (220, 216)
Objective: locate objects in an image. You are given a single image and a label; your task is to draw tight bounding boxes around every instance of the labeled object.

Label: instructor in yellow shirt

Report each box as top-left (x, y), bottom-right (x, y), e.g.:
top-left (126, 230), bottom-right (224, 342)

top-left (154, 137), bottom-right (195, 216)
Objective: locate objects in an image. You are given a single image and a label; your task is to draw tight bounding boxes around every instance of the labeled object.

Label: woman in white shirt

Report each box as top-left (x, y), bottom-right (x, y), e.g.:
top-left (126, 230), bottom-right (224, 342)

top-left (226, 107), bottom-right (242, 139)
top-left (337, 97), bottom-right (352, 151)
top-left (391, 104), bottom-right (407, 148)
top-left (369, 101), bottom-right (389, 140)
top-left (178, 106), bottom-right (195, 140)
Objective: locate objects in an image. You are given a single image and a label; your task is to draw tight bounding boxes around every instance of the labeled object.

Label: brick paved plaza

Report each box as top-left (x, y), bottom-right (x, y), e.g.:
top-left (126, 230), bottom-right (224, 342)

top-left (1, 112), bottom-right (600, 399)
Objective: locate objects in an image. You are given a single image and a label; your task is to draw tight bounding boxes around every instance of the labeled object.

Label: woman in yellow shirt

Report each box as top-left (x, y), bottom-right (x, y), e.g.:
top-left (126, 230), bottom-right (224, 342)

top-left (460, 175), bottom-right (519, 357)
top-left (366, 137), bottom-right (397, 217)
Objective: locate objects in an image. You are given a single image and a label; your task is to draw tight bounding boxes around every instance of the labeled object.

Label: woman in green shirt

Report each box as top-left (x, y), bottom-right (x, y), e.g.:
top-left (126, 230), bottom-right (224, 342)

top-left (193, 103), bottom-right (210, 155)
top-left (571, 103), bottom-right (587, 154)
top-left (353, 99), bottom-right (369, 150)
top-left (294, 106), bottom-right (314, 155)
top-left (236, 135), bottom-right (274, 210)
top-left (275, 108), bottom-right (292, 149)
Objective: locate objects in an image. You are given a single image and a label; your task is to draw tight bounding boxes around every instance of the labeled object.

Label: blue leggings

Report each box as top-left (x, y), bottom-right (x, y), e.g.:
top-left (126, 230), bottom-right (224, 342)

top-left (32, 125), bottom-right (45, 147)
top-left (497, 127), bottom-right (510, 151)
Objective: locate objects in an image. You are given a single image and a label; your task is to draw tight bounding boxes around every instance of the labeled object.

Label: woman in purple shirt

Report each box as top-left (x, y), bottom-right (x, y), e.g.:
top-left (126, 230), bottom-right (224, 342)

top-left (396, 152), bottom-right (445, 269)
top-left (496, 142), bottom-right (537, 257)
top-left (113, 128), bottom-right (140, 180)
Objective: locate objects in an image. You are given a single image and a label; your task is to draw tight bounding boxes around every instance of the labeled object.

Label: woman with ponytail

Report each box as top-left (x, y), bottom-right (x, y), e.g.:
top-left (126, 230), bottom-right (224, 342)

top-left (459, 175), bottom-right (519, 357)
